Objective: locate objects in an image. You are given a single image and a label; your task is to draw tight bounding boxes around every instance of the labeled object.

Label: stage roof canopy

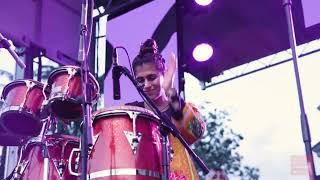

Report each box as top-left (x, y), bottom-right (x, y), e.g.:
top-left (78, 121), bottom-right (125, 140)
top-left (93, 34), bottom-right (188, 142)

top-left (178, 0), bottom-right (320, 82)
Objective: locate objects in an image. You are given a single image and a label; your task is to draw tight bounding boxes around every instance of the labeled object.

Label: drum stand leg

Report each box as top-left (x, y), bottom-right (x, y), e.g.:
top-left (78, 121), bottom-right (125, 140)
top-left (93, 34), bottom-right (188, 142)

top-left (40, 117), bottom-right (53, 180)
top-left (160, 127), bottom-right (170, 180)
top-left (42, 143), bottom-right (50, 180)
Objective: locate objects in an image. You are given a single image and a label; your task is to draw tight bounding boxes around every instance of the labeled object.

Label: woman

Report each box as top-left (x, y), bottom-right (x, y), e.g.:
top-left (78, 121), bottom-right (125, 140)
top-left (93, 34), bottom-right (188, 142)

top-left (127, 39), bottom-right (206, 179)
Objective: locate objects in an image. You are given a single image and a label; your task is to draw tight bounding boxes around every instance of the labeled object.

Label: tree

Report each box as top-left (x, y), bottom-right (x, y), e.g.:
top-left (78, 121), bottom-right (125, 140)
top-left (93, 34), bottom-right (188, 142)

top-left (193, 102), bottom-right (260, 179)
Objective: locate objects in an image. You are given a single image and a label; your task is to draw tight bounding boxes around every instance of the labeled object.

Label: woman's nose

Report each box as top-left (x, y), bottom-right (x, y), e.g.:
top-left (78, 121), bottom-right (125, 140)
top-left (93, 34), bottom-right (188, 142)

top-left (144, 80), bottom-right (152, 88)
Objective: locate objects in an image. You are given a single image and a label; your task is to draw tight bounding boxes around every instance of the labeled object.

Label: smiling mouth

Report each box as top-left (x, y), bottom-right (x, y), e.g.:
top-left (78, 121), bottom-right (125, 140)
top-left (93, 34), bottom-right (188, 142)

top-left (145, 91), bottom-right (153, 94)
top-left (145, 90), bottom-right (155, 95)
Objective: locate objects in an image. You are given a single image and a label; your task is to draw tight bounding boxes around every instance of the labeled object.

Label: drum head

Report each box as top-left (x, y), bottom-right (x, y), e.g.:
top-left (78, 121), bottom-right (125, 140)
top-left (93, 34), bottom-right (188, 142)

top-left (47, 66), bottom-right (80, 85)
top-left (1, 79), bottom-right (45, 99)
top-left (0, 124), bottom-right (27, 146)
top-left (47, 66), bottom-right (99, 98)
top-left (93, 105), bottom-right (160, 123)
top-left (1, 110), bottom-right (42, 137)
top-left (49, 98), bottom-right (82, 121)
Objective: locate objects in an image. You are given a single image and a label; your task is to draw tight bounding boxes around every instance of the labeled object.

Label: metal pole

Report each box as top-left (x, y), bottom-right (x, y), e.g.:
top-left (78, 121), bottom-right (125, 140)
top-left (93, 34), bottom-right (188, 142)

top-left (42, 142), bottom-right (49, 180)
top-left (78, 0), bottom-right (94, 179)
top-left (283, 1), bottom-right (316, 179)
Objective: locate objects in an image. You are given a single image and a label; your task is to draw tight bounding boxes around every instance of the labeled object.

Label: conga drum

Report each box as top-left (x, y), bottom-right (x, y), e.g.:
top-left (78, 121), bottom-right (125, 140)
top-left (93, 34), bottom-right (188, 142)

top-left (46, 66), bottom-right (99, 123)
top-left (13, 134), bottom-right (79, 180)
top-left (0, 80), bottom-right (49, 137)
top-left (70, 106), bottom-right (162, 179)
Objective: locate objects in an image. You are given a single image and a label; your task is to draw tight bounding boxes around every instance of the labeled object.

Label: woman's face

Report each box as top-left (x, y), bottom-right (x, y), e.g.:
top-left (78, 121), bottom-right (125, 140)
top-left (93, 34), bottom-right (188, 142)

top-left (134, 63), bottom-right (165, 101)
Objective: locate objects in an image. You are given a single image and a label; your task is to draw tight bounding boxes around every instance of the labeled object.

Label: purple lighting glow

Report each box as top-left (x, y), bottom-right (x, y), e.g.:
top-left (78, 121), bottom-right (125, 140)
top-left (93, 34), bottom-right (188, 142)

top-left (195, 0), bottom-right (213, 6)
top-left (192, 43), bottom-right (213, 62)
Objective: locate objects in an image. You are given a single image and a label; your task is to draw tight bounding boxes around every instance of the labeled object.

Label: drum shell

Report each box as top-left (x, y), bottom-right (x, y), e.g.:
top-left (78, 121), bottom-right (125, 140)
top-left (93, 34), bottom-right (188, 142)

top-left (17, 134), bottom-right (79, 180)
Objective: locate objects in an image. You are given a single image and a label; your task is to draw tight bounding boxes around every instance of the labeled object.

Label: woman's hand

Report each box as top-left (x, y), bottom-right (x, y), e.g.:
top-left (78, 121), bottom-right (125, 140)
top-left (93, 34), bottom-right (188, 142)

top-left (163, 52), bottom-right (177, 92)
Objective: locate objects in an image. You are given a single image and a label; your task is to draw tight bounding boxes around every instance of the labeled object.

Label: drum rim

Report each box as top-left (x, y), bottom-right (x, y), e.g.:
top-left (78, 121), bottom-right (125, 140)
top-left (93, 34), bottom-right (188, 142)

top-left (47, 66), bottom-right (99, 87)
top-left (92, 107), bottom-right (160, 126)
top-left (0, 105), bottom-right (39, 117)
top-left (93, 105), bottom-right (158, 117)
top-left (89, 168), bottom-right (161, 179)
top-left (25, 134), bottom-right (79, 146)
top-left (1, 79), bottom-right (45, 99)
top-left (47, 66), bottom-right (100, 99)
top-left (45, 134), bottom-right (80, 142)
top-left (93, 106), bottom-right (160, 120)
top-left (94, 110), bottom-right (159, 121)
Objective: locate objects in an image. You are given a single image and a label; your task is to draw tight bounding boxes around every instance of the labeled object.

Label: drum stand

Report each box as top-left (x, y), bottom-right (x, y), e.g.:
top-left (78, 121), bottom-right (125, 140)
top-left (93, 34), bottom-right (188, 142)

top-left (40, 118), bottom-right (53, 180)
top-left (41, 137), bottom-right (50, 180)
top-left (112, 65), bottom-right (210, 179)
top-left (77, 0), bottom-right (95, 179)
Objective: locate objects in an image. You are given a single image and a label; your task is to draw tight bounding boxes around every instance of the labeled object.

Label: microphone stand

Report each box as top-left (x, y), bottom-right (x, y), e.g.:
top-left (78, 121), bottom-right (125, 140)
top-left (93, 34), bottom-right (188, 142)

top-left (112, 65), bottom-right (209, 179)
top-left (0, 32), bottom-right (26, 69)
top-left (78, 0), bottom-right (94, 179)
top-left (283, 1), bottom-right (316, 179)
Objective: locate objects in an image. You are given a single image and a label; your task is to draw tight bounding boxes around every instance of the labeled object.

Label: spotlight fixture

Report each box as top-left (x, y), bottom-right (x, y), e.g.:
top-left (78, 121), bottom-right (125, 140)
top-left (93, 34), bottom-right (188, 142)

top-left (195, 0), bottom-right (213, 6)
top-left (192, 43), bottom-right (213, 62)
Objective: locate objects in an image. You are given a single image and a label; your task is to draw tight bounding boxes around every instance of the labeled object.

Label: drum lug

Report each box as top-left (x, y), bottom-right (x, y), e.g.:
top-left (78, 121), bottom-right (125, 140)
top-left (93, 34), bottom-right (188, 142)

top-left (64, 67), bottom-right (77, 99)
top-left (124, 131), bottom-right (142, 154)
top-left (53, 160), bottom-right (66, 178)
top-left (25, 80), bottom-right (36, 89)
top-left (19, 80), bottom-right (36, 109)
top-left (123, 111), bottom-right (143, 154)
top-left (13, 160), bottom-right (29, 179)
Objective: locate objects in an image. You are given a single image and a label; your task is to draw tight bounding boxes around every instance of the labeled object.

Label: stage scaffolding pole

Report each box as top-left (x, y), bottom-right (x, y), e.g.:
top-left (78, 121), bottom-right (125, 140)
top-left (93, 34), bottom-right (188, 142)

top-left (283, 1), bottom-right (316, 179)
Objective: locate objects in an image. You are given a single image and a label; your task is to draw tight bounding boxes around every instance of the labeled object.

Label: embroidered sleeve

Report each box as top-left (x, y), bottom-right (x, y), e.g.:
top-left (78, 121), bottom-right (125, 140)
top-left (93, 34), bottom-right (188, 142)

top-left (174, 102), bottom-right (206, 145)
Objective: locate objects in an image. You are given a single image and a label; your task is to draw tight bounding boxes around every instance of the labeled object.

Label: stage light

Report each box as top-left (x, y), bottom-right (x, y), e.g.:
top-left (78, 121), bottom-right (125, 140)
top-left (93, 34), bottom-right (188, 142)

top-left (195, 0), bottom-right (213, 6)
top-left (192, 43), bottom-right (213, 62)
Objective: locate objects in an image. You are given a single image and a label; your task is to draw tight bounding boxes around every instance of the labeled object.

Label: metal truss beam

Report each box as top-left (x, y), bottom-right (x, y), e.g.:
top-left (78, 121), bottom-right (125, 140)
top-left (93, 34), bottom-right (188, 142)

top-left (201, 39), bottom-right (320, 90)
top-left (93, 0), bottom-right (154, 21)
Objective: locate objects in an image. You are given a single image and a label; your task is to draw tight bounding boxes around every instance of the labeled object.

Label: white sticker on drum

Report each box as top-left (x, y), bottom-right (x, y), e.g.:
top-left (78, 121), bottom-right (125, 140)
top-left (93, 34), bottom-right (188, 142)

top-left (124, 131), bottom-right (142, 154)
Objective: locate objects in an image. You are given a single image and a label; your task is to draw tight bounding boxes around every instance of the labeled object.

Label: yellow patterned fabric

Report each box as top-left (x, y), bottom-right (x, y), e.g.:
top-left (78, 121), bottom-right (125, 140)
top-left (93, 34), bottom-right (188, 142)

top-left (169, 102), bottom-right (206, 180)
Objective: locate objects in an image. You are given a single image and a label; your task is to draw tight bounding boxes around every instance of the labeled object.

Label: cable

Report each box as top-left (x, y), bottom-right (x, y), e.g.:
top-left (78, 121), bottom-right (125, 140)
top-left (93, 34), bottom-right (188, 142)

top-left (113, 46), bottom-right (134, 76)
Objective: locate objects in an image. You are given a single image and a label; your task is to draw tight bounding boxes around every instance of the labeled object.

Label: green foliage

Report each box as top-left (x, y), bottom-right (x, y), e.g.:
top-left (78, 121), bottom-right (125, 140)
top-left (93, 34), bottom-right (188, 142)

top-left (193, 102), bottom-right (260, 179)
top-left (55, 120), bottom-right (82, 137)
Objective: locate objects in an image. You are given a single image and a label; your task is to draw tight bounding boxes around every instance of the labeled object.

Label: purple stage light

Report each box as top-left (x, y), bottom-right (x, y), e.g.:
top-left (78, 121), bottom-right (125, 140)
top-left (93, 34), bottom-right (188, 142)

top-left (192, 43), bottom-right (213, 62)
top-left (195, 0), bottom-right (213, 6)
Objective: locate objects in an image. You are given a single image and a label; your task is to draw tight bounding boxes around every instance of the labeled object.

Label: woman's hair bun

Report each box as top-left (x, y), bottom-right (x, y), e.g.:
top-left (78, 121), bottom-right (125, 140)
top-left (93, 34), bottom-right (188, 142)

top-left (139, 39), bottom-right (158, 56)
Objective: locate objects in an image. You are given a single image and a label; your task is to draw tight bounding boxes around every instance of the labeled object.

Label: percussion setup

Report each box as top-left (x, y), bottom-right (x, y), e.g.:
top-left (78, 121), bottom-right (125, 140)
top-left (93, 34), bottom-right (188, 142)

top-left (0, 65), bottom-right (164, 179)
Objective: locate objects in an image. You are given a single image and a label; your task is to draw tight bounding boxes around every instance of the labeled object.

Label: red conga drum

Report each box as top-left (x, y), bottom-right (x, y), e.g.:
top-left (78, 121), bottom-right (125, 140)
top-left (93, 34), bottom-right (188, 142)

top-left (0, 80), bottom-right (49, 137)
top-left (14, 134), bottom-right (79, 180)
top-left (47, 66), bottom-right (99, 123)
top-left (86, 106), bottom-right (162, 179)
